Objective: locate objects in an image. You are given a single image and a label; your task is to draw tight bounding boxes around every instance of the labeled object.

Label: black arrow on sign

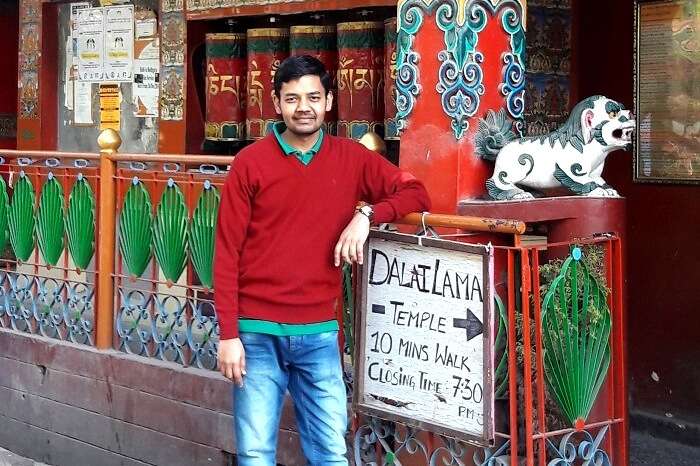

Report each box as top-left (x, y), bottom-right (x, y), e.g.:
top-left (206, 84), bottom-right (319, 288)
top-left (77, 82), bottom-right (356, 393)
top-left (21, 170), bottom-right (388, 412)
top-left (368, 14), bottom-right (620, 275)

top-left (371, 304), bottom-right (386, 315)
top-left (453, 309), bottom-right (483, 341)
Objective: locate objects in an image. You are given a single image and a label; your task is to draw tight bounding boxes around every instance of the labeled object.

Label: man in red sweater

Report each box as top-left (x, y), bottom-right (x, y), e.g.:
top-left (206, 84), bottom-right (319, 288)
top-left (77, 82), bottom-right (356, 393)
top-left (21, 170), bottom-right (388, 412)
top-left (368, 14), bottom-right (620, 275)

top-left (214, 55), bottom-right (431, 465)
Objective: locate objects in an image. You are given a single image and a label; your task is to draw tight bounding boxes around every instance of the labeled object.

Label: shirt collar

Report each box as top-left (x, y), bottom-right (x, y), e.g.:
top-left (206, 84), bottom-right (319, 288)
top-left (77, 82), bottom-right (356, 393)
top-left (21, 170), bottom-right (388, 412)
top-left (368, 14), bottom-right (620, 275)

top-left (272, 121), bottom-right (324, 157)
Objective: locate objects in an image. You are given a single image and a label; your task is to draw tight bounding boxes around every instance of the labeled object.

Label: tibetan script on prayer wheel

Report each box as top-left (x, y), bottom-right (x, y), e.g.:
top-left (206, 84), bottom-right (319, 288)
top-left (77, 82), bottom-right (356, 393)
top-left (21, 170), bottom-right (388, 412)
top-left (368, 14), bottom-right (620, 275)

top-left (205, 33), bottom-right (247, 141)
top-left (246, 27), bottom-right (289, 140)
top-left (384, 18), bottom-right (399, 140)
top-left (290, 25), bottom-right (338, 135)
top-left (337, 21), bottom-right (385, 140)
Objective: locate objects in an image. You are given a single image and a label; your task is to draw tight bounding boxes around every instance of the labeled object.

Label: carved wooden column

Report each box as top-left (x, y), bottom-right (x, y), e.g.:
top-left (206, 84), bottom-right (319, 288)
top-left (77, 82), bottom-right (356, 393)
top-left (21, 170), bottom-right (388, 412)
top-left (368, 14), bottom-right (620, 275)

top-left (17, 0), bottom-right (42, 149)
top-left (395, 0), bottom-right (526, 212)
top-left (159, 0), bottom-right (187, 153)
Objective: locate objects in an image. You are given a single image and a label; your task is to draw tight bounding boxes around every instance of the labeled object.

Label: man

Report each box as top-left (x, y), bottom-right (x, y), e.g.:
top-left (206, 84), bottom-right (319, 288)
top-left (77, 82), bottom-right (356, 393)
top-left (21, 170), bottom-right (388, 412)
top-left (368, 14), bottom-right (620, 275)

top-left (214, 55), bottom-right (431, 465)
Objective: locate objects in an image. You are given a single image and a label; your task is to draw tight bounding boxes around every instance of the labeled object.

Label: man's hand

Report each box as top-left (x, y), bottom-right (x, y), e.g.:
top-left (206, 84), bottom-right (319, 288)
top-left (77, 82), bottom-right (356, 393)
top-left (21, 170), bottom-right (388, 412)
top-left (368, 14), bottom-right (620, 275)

top-left (218, 338), bottom-right (246, 387)
top-left (334, 212), bottom-right (371, 266)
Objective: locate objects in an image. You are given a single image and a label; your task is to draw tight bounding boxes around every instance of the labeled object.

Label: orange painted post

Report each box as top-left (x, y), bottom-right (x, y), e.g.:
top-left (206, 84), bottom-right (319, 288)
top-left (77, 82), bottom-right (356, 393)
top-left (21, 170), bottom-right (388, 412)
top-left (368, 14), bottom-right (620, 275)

top-left (95, 129), bottom-right (121, 350)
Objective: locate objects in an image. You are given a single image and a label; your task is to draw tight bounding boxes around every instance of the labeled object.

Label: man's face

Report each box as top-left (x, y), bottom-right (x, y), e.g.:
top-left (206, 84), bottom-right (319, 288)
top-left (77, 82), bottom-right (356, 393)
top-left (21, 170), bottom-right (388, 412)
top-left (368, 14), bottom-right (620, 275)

top-left (273, 75), bottom-right (333, 136)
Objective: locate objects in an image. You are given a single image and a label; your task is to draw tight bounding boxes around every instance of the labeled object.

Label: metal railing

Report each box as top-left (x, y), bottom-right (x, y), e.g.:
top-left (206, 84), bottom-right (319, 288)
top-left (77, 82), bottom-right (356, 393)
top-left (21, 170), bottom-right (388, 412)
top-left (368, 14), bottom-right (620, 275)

top-left (0, 130), bottom-right (627, 464)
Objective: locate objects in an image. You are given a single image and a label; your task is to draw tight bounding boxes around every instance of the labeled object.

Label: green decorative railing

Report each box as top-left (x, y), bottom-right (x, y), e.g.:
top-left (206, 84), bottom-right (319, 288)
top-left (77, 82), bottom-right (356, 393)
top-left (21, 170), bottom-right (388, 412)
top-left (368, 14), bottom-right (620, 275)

top-left (541, 246), bottom-right (611, 428)
top-left (66, 175), bottom-right (96, 271)
top-left (0, 154), bottom-right (100, 345)
top-left (119, 179), bottom-right (154, 279)
top-left (8, 173), bottom-right (36, 262)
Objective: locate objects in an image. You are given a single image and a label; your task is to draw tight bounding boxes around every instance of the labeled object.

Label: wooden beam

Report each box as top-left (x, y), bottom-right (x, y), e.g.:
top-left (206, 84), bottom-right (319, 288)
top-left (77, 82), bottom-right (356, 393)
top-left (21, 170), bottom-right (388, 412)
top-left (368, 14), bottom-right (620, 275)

top-left (187, 0), bottom-right (397, 21)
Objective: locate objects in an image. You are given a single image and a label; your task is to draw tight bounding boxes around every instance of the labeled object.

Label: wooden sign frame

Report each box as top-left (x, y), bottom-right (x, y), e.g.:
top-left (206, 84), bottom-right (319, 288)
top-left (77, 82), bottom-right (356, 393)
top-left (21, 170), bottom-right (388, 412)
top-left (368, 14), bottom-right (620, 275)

top-left (352, 230), bottom-right (495, 446)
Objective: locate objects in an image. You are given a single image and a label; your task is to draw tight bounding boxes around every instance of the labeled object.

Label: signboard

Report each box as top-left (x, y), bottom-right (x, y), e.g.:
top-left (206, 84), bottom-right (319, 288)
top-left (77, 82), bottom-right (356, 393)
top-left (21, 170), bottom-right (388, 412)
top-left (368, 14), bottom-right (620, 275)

top-left (99, 83), bottom-right (121, 131)
top-left (104, 6), bottom-right (134, 82)
top-left (353, 231), bottom-right (494, 445)
top-left (635, 0), bottom-right (700, 183)
top-left (77, 8), bottom-right (105, 82)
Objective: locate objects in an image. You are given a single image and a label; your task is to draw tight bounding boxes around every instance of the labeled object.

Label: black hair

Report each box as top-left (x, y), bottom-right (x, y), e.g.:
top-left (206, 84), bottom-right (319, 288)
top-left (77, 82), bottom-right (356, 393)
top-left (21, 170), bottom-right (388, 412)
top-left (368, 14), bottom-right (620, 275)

top-left (273, 55), bottom-right (332, 97)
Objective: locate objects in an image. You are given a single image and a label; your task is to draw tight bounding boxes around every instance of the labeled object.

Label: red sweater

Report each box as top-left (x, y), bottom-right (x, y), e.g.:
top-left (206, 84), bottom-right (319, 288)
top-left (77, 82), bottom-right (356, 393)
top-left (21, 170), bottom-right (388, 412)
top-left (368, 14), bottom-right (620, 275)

top-left (214, 134), bottom-right (431, 339)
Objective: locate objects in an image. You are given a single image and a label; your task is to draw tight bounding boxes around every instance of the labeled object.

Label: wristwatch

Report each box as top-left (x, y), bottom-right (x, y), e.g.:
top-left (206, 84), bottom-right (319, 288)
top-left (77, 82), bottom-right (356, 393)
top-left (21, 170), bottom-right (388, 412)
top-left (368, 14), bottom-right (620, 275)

top-left (357, 204), bottom-right (374, 222)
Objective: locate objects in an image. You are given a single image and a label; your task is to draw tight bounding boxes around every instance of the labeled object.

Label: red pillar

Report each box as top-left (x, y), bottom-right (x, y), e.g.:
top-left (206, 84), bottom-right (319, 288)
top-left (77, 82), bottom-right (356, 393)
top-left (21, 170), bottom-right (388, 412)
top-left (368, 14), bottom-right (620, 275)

top-left (396, 1), bottom-right (526, 213)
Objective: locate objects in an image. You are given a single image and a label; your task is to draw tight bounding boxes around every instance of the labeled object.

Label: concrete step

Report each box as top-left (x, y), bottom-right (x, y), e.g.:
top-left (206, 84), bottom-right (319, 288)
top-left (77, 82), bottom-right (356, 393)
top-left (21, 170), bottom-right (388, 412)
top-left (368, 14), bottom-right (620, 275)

top-left (0, 448), bottom-right (51, 466)
top-left (630, 431), bottom-right (700, 466)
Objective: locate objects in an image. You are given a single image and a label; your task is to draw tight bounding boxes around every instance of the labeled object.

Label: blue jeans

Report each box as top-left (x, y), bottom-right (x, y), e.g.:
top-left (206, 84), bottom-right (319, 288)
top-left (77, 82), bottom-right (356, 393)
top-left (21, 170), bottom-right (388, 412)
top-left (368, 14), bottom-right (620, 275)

top-left (233, 331), bottom-right (348, 466)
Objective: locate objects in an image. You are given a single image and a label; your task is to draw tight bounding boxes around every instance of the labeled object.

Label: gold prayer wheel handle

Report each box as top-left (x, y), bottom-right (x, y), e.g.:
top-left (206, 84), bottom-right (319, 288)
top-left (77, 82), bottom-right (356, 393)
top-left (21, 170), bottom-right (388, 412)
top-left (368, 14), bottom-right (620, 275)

top-left (358, 131), bottom-right (387, 156)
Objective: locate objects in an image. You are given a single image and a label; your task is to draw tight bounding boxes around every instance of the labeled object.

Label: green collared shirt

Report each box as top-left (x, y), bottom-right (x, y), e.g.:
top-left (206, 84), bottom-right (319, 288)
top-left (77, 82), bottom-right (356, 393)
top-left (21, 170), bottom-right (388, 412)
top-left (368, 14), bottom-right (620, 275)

top-left (272, 121), bottom-right (324, 166)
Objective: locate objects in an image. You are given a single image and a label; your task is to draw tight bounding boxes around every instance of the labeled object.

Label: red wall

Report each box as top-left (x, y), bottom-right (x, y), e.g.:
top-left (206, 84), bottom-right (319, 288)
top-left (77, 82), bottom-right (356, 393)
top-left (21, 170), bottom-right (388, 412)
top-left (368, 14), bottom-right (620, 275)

top-left (0, 8), bottom-right (18, 149)
top-left (574, 0), bottom-right (700, 423)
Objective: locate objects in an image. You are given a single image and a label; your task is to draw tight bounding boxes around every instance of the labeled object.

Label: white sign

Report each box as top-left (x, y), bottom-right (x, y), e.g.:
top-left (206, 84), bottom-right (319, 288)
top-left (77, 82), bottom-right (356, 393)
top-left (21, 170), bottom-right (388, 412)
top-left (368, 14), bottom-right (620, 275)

top-left (74, 81), bottom-right (94, 124)
top-left (77, 8), bottom-right (105, 82)
top-left (354, 232), bottom-right (494, 444)
top-left (135, 18), bottom-right (157, 39)
top-left (104, 5), bottom-right (134, 82)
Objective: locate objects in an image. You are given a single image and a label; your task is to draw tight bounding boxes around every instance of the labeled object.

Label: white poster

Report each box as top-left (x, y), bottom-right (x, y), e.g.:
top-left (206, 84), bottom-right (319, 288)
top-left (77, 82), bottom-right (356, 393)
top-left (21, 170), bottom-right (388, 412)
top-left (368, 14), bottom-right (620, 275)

top-left (74, 81), bottom-right (94, 124)
top-left (70, 2), bottom-right (90, 63)
top-left (133, 37), bottom-right (159, 117)
top-left (104, 5), bottom-right (134, 82)
top-left (135, 18), bottom-right (157, 39)
top-left (64, 36), bottom-right (75, 110)
top-left (77, 8), bottom-right (105, 82)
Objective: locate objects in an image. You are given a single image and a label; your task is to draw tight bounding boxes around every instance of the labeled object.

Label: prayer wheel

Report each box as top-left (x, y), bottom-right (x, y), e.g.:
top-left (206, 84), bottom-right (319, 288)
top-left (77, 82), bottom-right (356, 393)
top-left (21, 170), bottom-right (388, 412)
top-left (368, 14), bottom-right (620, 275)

top-left (205, 33), bottom-right (247, 141)
top-left (246, 27), bottom-right (289, 140)
top-left (290, 25), bottom-right (338, 135)
top-left (384, 18), bottom-right (399, 140)
top-left (336, 21), bottom-right (384, 140)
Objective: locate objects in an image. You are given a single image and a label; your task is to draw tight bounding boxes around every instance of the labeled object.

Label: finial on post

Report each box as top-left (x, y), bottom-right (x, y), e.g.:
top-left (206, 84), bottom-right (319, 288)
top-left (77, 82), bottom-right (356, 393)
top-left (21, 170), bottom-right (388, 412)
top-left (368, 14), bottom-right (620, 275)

top-left (358, 131), bottom-right (387, 156)
top-left (97, 129), bottom-right (122, 154)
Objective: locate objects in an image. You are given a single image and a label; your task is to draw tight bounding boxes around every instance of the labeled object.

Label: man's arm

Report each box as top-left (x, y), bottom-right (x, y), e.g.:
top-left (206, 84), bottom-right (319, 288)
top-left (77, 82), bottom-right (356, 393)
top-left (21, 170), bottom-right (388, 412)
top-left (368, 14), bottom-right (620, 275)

top-left (358, 147), bottom-right (432, 223)
top-left (334, 145), bottom-right (431, 266)
top-left (214, 157), bottom-right (255, 385)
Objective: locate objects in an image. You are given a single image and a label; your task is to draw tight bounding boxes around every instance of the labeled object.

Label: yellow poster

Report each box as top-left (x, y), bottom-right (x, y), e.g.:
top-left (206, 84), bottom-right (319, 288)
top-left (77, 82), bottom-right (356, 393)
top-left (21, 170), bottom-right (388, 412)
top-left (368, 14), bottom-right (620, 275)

top-left (99, 83), bottom-right (121, 131)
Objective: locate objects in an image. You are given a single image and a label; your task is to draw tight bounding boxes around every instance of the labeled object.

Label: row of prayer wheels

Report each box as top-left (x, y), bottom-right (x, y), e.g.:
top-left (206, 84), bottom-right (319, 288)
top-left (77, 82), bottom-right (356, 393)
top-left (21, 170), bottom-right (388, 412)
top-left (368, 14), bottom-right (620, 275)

top-left (205, 19), bottom-right (399, 142)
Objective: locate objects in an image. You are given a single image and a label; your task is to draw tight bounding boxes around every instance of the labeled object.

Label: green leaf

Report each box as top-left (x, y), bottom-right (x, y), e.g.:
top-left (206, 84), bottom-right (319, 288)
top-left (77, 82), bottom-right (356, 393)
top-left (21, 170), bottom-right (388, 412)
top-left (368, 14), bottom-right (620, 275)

top-left (36, 175), bottom-right (66, 266)
top-left (189, 184), bottom-right (219, 289)
top-left (541, 250), bottom-right (611, 426)
top-left (119, 180), bottom-right (153, 278)
top-left (66, 176), bottom-right (95, 270)
top-left (493, 294), bottom-right (509, 398)
top-left (0, 176), bottom-right (9, 253)
top-left (8, 174), bottom-right (35, 262)
top-left (154, 181), bottom-right (188, 283)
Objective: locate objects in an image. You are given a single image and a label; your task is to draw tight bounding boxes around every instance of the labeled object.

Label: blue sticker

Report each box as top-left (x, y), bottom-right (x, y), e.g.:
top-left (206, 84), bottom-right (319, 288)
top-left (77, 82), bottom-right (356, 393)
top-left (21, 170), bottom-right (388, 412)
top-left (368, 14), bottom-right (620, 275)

top-left (572, 247), bottom-right (582, 261)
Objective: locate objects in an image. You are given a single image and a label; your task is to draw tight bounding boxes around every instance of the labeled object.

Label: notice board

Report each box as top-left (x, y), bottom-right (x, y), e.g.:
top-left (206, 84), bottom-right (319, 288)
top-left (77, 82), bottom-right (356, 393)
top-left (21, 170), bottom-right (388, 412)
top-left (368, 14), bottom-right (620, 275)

top-left (353, 231), bottom-right (494, 445)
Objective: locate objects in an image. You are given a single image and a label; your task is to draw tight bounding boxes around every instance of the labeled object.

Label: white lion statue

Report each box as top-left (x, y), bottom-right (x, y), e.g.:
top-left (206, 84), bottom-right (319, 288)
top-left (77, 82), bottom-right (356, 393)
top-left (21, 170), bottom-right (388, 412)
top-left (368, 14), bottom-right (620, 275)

top-left (475, 95), bottom-right (635, 200)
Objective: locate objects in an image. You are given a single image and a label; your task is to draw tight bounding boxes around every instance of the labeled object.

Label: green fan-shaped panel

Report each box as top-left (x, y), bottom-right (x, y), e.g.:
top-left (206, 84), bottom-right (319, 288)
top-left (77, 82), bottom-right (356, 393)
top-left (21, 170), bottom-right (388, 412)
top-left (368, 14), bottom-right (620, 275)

top-left (493, 294), bottom-right (509, 398)
top-left (119, 180), bottom-right (153, 278)
top-left (36, 176), bottom-right (66, 266)
top-left (154, 182), bottom-right (188, 283)
top-left (66, 176), bottom-right (95, 270)
top-left (8, 174), bottom-right (35, 262)
top-left (0, 176), bottom-right (9, 253)
top-left (189, 184), bottom-right (220, 289)
top-left (541, 248), bottom-right (611, 427)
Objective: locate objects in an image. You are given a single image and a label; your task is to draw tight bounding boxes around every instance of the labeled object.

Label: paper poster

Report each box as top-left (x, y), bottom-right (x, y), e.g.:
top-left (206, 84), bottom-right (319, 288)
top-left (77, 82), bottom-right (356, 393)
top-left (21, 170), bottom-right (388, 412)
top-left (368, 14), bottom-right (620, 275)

top-left (65, 36), bottom-right (75, 110)
top-left (70, 2), bottom-right (90, 36)
top-left (99, 83), bottom-right (121, 131)
top-left (77, 8), bottom-right (105, 82)
top-left (135, 18), bottom-right (157, 39)
top-left (74, 81), bottom-right (94, 125)
top-left (133, 37), bottom-right (159, 117)
top-left (104, 6), bottom-right (134, 82)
